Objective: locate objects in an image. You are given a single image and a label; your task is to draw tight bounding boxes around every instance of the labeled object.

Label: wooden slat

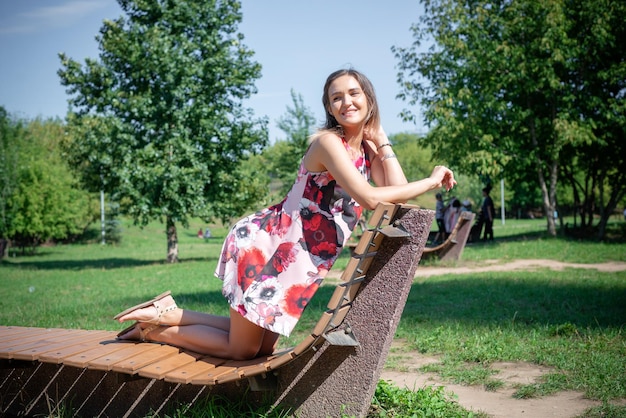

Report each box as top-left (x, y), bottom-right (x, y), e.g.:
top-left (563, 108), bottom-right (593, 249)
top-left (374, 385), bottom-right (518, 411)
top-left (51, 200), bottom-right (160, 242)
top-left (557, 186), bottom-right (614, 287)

top-left (11, 330), bottom-right (113, 361)
top-left (351, 256), bottom-right (374, 277)
top-left (86, 343), bottom-right (163, 371)
top-left (0, 329), bottom-right (82, 359)
top-left (0, 326), bottom-right (41, 340)
top-left (190, 365), bottom-right (237, 385)
top-left (312, 311), bottom-right (333, 337)
top-left (111, 344), bottom-right (180, 373)
top-left (350, 230), bottom-right (376, 256)
top-left (341, 258), bottom-right (364, 282)
top-left (368, 203), bottom-right (397, 227)
top-left (196, 356), bottom-right (275, 385)
top-left (60, 341), bottom-right (142, 368)
top-left (137, 351), bottom-right (204, 380)
top-left (232, 347), bottom-right (291, 380)
top-left (163, 357), bottom-right (227, 384)
top-left (327, 285), bottom-right (348, 310)
top-left (0, 328), bottom-right (77, 350)
top-left (38, 332), bottom-right (118, 364)
top-left (326, 280), bottom-right (364, 310)
top-left (290, 334), bottom-right (317, 357)
top-left (327, 305), bottom-right (351, 329)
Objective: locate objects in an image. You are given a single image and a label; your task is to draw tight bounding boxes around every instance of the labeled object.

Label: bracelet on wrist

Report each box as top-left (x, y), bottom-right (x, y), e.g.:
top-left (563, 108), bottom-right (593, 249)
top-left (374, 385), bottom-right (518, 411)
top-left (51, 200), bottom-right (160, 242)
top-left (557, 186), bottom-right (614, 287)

top-left (380, 153), bottom-right (397, 162)
top-left (377, 143), bottom-right (392, 150)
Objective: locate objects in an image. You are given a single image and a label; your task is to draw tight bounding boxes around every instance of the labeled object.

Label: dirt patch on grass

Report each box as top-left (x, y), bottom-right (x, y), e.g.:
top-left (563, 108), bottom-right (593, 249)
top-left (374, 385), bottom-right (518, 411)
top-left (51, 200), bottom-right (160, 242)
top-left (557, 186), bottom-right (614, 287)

top-left (376, 260), bottom-right (626, 417)
top-left (415, 259), bottom-right (626, 279)
top-left (382, 348), bottom-right (601, 418)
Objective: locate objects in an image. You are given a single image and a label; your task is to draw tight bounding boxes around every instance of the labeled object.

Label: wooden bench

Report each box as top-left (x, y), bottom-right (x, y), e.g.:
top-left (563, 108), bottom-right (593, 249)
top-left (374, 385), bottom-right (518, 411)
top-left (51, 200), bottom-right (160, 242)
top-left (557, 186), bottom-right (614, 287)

top-left (0, 203), bottom-right (435, 418)
top-left (422, 210), bottom-right (475, 262)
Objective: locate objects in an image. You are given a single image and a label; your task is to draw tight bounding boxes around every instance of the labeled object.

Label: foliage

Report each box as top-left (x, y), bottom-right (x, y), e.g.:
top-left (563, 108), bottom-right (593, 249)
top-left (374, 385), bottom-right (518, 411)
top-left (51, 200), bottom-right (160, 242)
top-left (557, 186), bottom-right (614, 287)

top-left (58, 0), bottom-right (268, 262)
top-left (0, 110), bottom-right (96, 255)
top-left (389, 132), bottom-right (432, 183)
top-left (394, 0), bottom-right (626, 239)
top-left (262, 89), bottom-right (317, 196)
top-left (369, 380), bottom-right (478, 417)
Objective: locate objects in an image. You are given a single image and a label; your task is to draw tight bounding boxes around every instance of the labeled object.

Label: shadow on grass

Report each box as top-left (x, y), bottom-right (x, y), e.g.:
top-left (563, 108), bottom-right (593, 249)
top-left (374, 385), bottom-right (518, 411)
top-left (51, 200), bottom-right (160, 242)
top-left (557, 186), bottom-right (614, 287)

top-left (1, 256), bottom-right (217, 271)
top-left (152, 270), bottom-right (626, 344)
top-left (402, 273), bottom-right (626, 330)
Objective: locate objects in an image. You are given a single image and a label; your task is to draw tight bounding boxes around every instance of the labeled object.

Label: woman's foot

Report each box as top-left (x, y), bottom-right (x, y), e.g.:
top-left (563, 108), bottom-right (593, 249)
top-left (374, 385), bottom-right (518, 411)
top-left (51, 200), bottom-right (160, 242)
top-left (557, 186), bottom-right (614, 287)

top-left (116, 322), bottom-right (160, 342)
top-left (114, 291), bottom-right (178, 324)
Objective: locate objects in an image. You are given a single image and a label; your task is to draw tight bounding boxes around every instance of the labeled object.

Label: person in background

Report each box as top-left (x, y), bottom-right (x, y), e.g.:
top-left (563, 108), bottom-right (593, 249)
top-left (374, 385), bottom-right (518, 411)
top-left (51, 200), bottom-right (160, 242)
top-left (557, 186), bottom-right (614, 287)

top-left (113, 68), bottom-right (457, 360)
top-left (434, 192), bottom-right (448, 244)
top-left (445, 198), bottom-right (462, 235)
top-left (481, 187), bottom-right (495, 241)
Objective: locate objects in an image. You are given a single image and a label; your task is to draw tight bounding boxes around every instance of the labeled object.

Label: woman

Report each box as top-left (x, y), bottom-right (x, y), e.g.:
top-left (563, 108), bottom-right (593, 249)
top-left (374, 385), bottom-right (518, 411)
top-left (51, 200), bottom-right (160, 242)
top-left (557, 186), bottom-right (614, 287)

top-left (115, 69), bottom-right (456, 360)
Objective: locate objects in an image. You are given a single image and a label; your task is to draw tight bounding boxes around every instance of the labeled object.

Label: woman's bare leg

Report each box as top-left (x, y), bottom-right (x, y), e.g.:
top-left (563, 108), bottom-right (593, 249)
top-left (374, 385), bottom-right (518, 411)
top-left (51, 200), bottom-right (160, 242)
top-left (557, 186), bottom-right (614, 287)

top-left (129, 308), bottom-right (278, 360)
top-left (116, 294), bottom-right (229, 331)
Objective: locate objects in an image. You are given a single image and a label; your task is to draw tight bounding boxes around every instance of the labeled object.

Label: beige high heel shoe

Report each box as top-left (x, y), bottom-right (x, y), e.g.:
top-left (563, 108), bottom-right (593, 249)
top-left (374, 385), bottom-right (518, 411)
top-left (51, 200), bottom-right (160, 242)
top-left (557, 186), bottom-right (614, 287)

top-left (113, 290), bottom-right (178, 324)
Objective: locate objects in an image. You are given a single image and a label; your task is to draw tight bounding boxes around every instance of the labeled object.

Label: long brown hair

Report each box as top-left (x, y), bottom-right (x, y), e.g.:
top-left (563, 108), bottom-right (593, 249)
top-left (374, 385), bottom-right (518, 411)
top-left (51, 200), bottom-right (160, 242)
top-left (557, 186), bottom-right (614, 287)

top-left (321, 69), bottom-right (381, 133)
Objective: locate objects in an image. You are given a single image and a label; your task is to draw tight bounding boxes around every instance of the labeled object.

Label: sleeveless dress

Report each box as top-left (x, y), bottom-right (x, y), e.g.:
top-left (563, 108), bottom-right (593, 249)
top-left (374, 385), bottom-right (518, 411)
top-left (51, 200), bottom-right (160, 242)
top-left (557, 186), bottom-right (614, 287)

top-left (215, 137), bottom-right (370, 336)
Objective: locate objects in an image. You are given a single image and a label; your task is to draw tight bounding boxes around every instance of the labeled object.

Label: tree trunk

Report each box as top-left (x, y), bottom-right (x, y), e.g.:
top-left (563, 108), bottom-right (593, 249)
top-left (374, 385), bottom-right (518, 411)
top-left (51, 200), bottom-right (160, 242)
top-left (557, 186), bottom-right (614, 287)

top-left (530, 118), bottom-right (557, 237)
top-left (0, 238), bottom-right (7, 259)
top-left (166, 216), bottom-right (178, 263)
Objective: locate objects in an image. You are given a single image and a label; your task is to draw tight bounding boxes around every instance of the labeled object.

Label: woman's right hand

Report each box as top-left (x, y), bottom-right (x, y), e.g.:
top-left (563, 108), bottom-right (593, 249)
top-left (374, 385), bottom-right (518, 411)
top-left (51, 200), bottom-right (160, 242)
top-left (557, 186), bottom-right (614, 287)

top-left (429, 165), bottom-right (457, 191)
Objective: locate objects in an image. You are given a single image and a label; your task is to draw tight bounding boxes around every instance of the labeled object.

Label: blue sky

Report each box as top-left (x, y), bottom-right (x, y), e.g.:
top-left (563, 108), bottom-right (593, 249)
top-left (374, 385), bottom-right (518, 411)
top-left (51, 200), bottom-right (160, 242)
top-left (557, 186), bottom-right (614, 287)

top-left (0, 0), bottom-right (427, 140)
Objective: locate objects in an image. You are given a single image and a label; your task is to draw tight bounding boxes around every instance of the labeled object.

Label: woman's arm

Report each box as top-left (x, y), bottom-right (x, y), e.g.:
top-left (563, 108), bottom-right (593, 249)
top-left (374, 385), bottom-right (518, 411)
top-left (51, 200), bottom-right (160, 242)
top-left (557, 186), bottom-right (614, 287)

top-left (363, 126), bottom-right (408, 187)
top-left (304, 133), bottom-right (456, 210)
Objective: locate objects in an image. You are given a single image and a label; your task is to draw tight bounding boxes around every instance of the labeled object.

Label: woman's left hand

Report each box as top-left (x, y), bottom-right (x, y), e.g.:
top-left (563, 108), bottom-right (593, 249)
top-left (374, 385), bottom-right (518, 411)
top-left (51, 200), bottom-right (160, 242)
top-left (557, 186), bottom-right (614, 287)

top-left (365, 125), bottom-right (390, 150)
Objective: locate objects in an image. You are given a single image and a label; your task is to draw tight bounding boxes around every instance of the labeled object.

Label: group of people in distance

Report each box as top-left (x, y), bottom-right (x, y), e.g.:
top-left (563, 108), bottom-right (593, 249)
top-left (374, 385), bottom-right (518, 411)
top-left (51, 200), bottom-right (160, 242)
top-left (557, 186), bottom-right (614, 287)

top-left (113, 68), bottom-right (457, 361)
top-left (434, 186), bottom-right (495, 245)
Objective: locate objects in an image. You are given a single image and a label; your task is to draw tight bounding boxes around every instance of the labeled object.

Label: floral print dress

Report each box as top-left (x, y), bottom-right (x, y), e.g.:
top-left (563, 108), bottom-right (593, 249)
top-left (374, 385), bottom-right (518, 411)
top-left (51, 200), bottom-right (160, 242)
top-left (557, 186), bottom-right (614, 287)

top-left (215, 137), bottom-right (370, 336)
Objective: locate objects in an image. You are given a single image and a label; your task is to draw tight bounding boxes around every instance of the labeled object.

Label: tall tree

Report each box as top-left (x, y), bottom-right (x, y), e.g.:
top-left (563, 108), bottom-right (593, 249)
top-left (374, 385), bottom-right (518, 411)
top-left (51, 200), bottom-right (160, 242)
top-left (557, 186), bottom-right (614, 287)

top-left (58, 0), bottom-right (268, 262)
top-left (269, 89), bottom-right (317, 195)
top-left (562, 0), bottom-right (626, 238)
top-left (394, 0), bottom-right (625, 238)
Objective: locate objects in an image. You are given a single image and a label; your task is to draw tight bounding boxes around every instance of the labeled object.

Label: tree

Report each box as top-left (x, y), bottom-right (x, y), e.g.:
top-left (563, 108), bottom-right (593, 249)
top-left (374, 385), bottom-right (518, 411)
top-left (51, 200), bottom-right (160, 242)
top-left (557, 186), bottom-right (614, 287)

top-left (560, 0), bottom-right (626, 238)
top-left (0, 113), bottom-right (96, 255)
top-left (58, 0), bottom-right (268, 262)
top-left (0, 107), bottom-right (21, 257)
top-left (269, 89), bottom-right (316, 196)
top-left (394, 0), bottom-right (625, 238)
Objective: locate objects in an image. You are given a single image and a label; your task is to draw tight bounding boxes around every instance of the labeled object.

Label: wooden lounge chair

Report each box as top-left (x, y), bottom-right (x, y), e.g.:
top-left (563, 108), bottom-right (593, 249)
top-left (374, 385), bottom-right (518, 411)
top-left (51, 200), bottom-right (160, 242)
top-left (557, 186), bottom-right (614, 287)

top-left (422, 211), bottom-right (475, 262)
top-left (0, 203), bottom-right (434, 418)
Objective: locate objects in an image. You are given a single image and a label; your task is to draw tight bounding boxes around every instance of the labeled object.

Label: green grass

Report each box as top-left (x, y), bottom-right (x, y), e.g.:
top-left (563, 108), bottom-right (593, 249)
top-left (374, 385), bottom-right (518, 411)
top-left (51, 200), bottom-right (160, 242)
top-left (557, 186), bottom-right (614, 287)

top-left (2, 215), bottom-right (625, 417)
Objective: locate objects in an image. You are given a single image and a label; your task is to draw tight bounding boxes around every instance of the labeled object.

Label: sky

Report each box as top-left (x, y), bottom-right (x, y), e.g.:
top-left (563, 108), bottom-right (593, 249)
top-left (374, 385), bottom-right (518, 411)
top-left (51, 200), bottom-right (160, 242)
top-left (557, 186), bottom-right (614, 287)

top-left (0, 0), bottom-right (428, 140)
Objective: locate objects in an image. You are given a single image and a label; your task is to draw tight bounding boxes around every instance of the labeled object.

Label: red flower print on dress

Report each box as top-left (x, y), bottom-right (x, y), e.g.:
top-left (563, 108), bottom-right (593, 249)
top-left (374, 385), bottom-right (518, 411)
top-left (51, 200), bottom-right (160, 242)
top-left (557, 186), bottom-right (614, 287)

top-left (266, 212), bottom-right (292, 237)
top-left (303, 212), bottom-right (323, 231)
top-left (271, 242), bottom-right (298, 274)
top-left (237, 247), bottom-right (266, 291)
top-left (282, 282), bottom-right (320, 317)
top-left (311, 240), bottom-right (337, 260)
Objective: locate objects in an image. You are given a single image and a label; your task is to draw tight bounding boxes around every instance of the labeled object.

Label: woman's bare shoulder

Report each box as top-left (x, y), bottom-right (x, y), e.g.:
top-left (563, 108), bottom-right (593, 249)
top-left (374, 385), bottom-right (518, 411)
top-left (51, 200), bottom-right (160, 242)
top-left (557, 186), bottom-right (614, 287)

top-left (309, 129), bottom-right (342, 149)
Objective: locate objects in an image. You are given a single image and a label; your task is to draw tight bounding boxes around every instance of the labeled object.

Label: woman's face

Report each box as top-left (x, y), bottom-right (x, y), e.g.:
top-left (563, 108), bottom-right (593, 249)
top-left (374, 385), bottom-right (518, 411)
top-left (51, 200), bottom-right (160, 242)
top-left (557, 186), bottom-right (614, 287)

top-left (327, 75), bottom-right (369, 129)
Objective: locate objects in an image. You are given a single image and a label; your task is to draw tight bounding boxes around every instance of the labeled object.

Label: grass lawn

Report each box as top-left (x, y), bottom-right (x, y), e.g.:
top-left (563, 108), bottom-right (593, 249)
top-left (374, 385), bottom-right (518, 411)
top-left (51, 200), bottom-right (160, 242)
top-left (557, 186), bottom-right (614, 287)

top-left (1, 214), bottom-right (625, 417)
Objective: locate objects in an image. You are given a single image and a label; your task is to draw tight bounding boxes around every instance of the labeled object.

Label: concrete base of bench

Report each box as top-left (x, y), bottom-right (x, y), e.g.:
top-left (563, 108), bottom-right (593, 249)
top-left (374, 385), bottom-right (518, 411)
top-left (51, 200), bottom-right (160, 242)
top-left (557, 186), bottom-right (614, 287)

top-left (0, 207), bottom-right (434, 418)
